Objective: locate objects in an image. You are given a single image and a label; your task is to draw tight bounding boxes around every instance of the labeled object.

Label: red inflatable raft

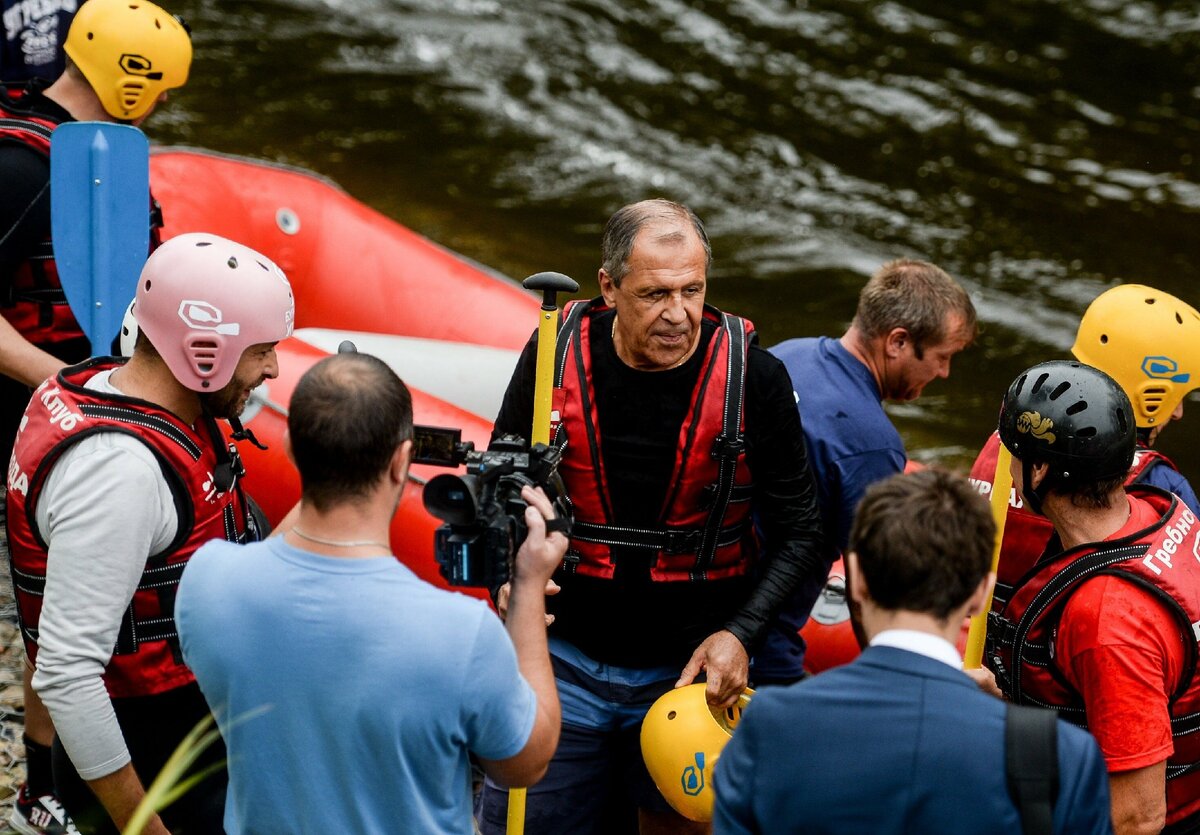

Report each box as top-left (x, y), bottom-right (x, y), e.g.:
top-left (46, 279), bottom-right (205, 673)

top-left (148, 147), bottom-right (542, 596)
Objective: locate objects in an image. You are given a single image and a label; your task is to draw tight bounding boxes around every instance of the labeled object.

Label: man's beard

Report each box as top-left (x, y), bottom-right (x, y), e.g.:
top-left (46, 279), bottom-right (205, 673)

top-left (205, 376), bottom-right (252, 420)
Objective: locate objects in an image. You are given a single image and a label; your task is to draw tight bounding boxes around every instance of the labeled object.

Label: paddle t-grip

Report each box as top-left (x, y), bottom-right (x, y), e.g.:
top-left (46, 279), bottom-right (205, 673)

top-left (521, 272), bottom-right (578, 449)
top-left (522, 271), bottom-right (579, 310)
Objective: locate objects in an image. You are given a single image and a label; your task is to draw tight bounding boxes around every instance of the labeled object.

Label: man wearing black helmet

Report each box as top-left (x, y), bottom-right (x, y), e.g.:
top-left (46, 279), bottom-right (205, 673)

top-left (986, 360), bottom-right (1200, 835)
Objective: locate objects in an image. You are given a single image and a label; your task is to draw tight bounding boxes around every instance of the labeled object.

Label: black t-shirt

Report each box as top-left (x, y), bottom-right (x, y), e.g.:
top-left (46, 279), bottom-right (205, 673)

top-left (0, 81), bottom-right (69, 276)
top-left (493, 304), bottom-right (825, 669)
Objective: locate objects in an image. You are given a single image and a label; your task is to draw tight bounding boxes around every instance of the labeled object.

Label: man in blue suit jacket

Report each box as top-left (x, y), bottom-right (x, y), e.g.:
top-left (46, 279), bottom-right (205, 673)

top-left (713, 469), bottom-right (1112, 834)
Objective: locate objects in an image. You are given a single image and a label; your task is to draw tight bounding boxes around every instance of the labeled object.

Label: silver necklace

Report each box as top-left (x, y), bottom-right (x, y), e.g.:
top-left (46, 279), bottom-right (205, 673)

top-left (290, 526), bottom-right (389, 549)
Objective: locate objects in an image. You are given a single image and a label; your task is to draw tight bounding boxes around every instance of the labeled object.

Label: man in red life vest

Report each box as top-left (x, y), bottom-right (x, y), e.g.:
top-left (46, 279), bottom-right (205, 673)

top-left (985, 360), bottom-right (1200, 834)
top-left (7, 233), bottom-right (293, 835)
top-left (478, 199), bottom-right (825, 834)
top-left (0, 4), bottom-right (190, 831)
top-left (972, 285), bottom-right (1200, 573)
top-left (0, 0), bottom-right (189, 421)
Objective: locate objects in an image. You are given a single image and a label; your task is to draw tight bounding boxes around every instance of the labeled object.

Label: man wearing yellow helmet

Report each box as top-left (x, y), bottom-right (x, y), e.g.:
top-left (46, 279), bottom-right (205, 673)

top-left (0, 2), bottom-right (190, 832)
top-left (970, 285), bottom-right (1200, 630)
top-left (0, 0), bottom-right (190, 399)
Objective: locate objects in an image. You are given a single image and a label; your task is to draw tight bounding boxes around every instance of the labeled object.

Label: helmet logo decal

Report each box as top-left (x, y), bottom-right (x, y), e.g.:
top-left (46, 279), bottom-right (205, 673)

top-left (118, 53), bottom-right (164, 80)
top-left (1016, 411), bottom-right (1056, 444)
top-left (1141, 356), bottom-right (1190, 384)
top-left (178, 300), bottom-right (241, 335)
top-left (680, 752), bottom-right (705, 797)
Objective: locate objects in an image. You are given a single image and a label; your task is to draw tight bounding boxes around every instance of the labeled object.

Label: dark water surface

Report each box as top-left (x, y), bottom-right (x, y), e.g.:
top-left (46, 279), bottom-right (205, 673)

top-left (153, 0), bottom-right (1200, 472)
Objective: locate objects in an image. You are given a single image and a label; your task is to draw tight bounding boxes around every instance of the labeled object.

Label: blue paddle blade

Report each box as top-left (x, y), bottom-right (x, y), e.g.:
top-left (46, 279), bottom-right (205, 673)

top-left (50, 122), bottom-right (150, 352)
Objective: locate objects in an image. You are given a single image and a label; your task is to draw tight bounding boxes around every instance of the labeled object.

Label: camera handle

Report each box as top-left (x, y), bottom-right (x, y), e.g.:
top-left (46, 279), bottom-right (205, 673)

top-left (506, 272), bottom-right (576, 835)
top-left (522, 272), bottom-right (579, 445)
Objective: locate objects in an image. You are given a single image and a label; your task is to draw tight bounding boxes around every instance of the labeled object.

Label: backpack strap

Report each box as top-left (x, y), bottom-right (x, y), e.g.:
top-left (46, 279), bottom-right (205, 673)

top-left (1005, 703), bottom-right (1060, 835)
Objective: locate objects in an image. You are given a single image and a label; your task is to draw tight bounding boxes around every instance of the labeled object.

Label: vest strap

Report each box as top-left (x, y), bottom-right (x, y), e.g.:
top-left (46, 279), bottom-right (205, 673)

top-left (1005, 704), bottom-right (1059, 835)
top-left (570, 519), bottom-right (750, 555)
top-left (692, 312), bottom-right (749, 579)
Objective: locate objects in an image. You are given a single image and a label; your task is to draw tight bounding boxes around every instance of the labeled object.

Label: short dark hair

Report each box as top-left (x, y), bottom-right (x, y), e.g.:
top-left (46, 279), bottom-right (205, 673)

top-left (854, 259), bottom-right (978, 356)
top-left (849, 468), bottom-right (994, 621)
top-left (600, 199), bottom-right (712, 286)
top-left (1055, 474), bottom-right (1126, 510)
top-left (288, 353), bottom-right (413, 511)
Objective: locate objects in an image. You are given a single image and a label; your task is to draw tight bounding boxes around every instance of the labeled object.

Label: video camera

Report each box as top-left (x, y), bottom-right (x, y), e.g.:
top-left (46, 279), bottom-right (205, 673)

top-left (411, 425), bottom-right (571, 589)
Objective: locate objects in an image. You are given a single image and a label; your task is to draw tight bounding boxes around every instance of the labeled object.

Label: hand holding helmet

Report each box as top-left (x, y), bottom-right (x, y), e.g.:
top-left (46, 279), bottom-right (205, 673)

top-left (640, 683), bottom-right (753, 822)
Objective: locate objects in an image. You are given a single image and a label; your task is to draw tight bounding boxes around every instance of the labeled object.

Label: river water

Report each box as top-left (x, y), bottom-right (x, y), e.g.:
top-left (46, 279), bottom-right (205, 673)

top-left (152, 0), bottom-right (1200, 472)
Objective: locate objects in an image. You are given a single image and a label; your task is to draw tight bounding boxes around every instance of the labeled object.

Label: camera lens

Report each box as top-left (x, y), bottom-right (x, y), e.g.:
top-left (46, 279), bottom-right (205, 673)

top-left (423, 474), bottom-right (481, 525)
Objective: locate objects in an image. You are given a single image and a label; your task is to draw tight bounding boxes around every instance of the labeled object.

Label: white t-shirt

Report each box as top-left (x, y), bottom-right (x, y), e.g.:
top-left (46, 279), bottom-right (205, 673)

top-left (31, 369), bottom-right (179, 779)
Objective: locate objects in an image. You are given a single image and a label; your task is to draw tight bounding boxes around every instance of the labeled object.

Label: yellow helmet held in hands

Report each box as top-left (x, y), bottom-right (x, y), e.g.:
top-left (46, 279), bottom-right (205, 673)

top-left (640, 684), bottom-right (753, 822)
top-left (1071, 284), bottom-right (1200, 429)
top-left (64, 0), bottom-right (192, 121)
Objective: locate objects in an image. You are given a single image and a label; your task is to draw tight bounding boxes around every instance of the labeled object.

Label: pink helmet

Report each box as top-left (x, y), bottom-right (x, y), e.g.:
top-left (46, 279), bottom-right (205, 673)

top-left (135, 233), bottom-right (294, 392)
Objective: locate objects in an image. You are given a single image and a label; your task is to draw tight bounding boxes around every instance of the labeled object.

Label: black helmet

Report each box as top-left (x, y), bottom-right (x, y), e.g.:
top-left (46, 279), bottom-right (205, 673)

top-left (998, 361), bottom-right (1134, 513)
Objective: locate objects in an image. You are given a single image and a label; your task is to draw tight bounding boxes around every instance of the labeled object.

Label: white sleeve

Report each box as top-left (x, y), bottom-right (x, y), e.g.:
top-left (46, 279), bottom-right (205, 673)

top-left (30, 433), bottom-right (177, 780)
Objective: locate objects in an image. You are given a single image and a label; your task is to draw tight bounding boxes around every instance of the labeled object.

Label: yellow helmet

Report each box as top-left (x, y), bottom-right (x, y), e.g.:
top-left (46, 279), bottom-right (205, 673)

top-left (1071, 284), bottom-right (1200, 428)
top-left (64, 0), bottom-right (192, 121)
top-left (640, 684), bottom-right (753, 822)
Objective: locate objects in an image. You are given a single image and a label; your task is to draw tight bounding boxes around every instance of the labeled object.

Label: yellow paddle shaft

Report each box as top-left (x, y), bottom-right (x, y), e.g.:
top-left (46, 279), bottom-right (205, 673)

top-left (963, 444), bottom-right (1013, 669)
top-left (530, 308), bottom-right (559, 446)
top-left (506, 789), bottom-right (526, 835)
top-left (509, 306), bottom-right (564, 835)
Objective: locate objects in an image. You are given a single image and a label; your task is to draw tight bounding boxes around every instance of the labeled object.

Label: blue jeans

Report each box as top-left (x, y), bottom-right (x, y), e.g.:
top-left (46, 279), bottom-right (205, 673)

top-left (476, 637), bottom-right (679, 835)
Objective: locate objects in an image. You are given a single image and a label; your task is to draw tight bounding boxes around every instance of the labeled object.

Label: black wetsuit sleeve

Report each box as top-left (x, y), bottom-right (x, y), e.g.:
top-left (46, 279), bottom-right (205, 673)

top-left (492, 329), bottom-right (539, 441)
top-left (722, 343), bottom-right (826, 652)
top-left (0, 144), bottom-right (51, 277)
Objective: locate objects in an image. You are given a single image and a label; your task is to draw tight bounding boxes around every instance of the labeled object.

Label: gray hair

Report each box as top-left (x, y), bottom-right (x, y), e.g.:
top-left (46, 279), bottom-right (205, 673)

top-left (600, 199), bottom-right (712, 286)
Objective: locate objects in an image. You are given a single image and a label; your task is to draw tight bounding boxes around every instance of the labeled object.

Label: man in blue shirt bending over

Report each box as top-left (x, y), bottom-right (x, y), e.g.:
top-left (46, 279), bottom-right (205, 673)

top-left (761, 259), bottom-right (976, 677)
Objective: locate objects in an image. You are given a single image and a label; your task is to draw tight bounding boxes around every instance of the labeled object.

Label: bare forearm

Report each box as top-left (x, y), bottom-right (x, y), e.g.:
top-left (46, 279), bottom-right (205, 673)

top-left (0, 315), bottom-right (65, 386)
top-left (87, 764), bottom-right (169, 835)
top-left (505, 576), bottom-right (560, 752)
top-left (1110, 763), bottom-right (1166, 835)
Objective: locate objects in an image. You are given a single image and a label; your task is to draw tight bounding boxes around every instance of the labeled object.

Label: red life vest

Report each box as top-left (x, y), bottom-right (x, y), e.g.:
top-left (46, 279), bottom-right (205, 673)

top-left (0, 84), bottom-right (162, 347)
top-left (6, 359), bottom-right (259, 699)
top-left (985, 486), bottom-right (1200, 826)
top-left (550, 299), bottom-right (756, 582)
top-left (970, 430), bottom-right (1178, 611)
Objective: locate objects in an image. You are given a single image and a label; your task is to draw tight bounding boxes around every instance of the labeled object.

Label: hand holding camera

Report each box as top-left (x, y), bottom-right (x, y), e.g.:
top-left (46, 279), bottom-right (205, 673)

top-left (412, 427), bottom-right (572, 590)
top-left (495, 485), bottom-right (568, 624)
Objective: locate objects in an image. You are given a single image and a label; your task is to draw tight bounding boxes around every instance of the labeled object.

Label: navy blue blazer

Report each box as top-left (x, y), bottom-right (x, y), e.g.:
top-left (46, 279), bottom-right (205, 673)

top-left (713, 645), bottom-right (1113, 834)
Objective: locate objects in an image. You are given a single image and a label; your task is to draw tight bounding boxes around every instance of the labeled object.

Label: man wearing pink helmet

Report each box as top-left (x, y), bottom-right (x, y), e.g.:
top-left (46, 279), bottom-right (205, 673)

top-left (6, 233), bottom-right (294, 835)
top-left (1, 4), bottom-right (192, 830)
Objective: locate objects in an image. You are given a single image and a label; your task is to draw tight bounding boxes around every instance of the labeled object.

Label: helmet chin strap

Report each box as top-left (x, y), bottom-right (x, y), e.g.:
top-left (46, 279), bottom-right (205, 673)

top-left (228, 416), bottom-right (269, 451)
top-left (195, 400), bottom-right (266, 495)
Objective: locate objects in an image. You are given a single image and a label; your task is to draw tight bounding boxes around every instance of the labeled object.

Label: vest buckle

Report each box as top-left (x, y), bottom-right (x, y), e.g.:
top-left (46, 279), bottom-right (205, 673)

top-left (711, 433), bottom-right (745, 461)
top-left (664, 529), bottom-right (702, 555)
